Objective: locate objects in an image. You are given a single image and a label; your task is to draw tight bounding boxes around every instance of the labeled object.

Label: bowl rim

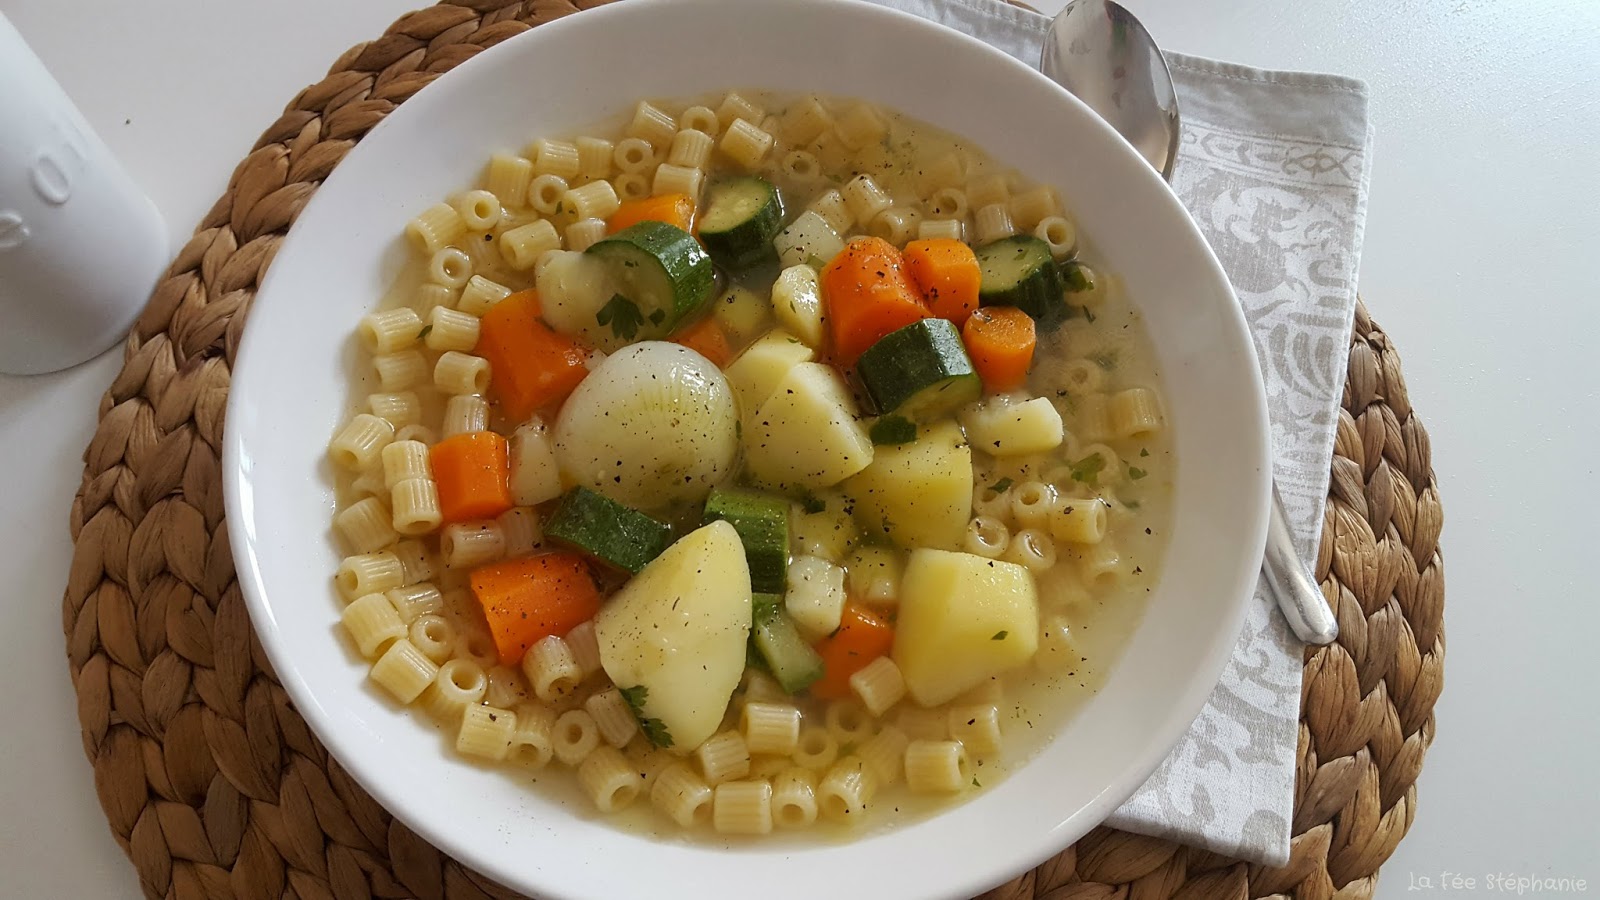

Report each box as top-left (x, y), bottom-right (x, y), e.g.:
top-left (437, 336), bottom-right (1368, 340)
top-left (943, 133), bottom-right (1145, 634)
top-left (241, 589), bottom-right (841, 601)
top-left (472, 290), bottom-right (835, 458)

top-left (222, 1), bottom-right (1271, 897)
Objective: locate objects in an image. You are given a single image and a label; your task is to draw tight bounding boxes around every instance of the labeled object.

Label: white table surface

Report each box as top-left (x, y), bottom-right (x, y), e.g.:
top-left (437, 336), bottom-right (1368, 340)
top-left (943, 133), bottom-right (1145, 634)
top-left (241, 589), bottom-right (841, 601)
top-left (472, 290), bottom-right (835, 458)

top-left (2, 1), bottom-right (1597, 897)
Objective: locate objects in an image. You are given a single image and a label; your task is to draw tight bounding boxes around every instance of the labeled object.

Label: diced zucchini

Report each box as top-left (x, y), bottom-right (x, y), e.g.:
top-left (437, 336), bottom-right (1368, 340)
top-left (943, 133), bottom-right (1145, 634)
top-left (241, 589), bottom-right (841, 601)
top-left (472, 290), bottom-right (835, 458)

top-left (724, 328), bottom-right (816, 420)
top-left (771, 264), bottom-right (826, 349)
top-left (698, 177), bottom-right (784, 269)
top-left (868, 416), bottom-right (917, 446)
top-left (856, 318), bottom-right (982, 420)
top-left (750, 593), bottom-right (825, 694)
top-left (704, 487), bottom-right (790, 594)
top-left (545, 487), bottom-right (673, 574)
top-left (892, 548), bottom-right (1040, 706)
top-left (744, 362), bottom-right (875, 492)
top-left (586, 221), bottom-right (716, 347)
top-left (784, 555), bottom-right (846, 642)
top-left (959, 394), bottom-right (1064, 457)
top-left (595, 521), bottom-right (751, 753)
top-left (976, 235), bottom-right (1067, 328)
top-left (773, 210), bottom-right (845, 269)
top-left (845, 420), bottom-right (973, 551)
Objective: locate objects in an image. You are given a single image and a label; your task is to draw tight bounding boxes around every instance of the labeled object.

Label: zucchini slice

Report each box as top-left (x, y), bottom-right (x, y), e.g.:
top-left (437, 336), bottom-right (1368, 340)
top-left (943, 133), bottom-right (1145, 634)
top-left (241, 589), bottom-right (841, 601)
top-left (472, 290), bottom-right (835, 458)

top-left (750, 593), bottom-right (825, 694)
top-left (975, 235), bottom-right (1068, 328)
top-left (703, 486), bottom-right (790, 595)
top-left (545, 487), bottom-right (674, 574)
top-left (586, 221), bottom-right (716, 343)
top-left (698, 177), bottom-right (784, 269)
top-left (856, 318), bottom-right (982, 421)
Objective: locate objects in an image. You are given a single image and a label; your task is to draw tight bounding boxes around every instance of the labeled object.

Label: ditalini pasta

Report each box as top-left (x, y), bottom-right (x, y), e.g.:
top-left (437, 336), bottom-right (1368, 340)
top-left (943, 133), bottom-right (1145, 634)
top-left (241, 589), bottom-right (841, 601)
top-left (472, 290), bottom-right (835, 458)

top-left (329, 90), bottom-right (1171, 839)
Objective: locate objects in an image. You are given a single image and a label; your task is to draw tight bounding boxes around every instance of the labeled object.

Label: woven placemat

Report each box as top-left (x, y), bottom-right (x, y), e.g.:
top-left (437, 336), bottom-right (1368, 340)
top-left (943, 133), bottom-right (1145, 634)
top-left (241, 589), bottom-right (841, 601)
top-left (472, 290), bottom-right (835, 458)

top-left (60, 2), bottom-right (1445, 897)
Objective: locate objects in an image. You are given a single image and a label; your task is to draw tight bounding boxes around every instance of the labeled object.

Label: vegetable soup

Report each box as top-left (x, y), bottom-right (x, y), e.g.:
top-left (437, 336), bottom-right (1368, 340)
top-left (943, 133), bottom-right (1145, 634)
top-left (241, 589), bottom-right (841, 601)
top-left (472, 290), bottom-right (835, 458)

top-left (327, 92), bottom-right (1173, 838)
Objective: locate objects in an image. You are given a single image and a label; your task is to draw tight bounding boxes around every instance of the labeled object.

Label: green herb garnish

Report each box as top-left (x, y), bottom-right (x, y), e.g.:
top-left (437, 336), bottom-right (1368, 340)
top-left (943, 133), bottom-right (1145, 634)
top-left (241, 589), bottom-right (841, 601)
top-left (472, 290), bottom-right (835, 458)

top-left (798, 491), bottom-right (826, 515)
top-left (619, 684), bottom-right (674, 748)
top-left (416, 324), bottom-right (433, 340)
top-left (972, 776), bottom-right (982, 788)
top-left (991, 630), bottom-right (1008, 641)
top-left (1069, 454), bottom-right (1106, 486)
top-left (596, 294), bottom-right (645, 341)
top-left (988, 477), bottom-right (1015, 494)
top-left (1127, 466), bottom-right (1148, 481)
top-left (869, 416), bottom-right (917, 445)
top-left (1062, 262), bottom-right (1094, 293)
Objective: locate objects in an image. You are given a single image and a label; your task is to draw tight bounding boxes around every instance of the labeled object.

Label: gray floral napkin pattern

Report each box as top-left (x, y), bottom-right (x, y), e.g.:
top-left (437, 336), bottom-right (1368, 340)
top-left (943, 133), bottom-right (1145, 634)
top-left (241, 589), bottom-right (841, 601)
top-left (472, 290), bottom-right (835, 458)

top-left (867, 0), bottom-right (1372, 865)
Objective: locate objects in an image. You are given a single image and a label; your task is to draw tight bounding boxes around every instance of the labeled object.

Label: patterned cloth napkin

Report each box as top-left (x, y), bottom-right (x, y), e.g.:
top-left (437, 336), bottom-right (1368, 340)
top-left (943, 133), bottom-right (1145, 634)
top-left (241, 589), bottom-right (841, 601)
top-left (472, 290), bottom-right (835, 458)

top-left (867, 0), bottom-right (1373, 866)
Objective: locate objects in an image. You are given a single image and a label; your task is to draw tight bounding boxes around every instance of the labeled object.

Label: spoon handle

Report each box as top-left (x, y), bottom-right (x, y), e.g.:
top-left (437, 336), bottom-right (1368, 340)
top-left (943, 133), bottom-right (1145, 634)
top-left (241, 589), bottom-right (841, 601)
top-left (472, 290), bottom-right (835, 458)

top-left (1262, 484), bottom-right (1339, 645)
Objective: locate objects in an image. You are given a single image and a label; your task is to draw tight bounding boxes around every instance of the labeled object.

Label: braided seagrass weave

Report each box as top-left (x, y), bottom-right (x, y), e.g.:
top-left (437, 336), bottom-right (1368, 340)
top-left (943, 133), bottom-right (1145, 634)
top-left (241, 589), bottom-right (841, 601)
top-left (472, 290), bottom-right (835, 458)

top-left (61, 2), bottom-right (1445, 897)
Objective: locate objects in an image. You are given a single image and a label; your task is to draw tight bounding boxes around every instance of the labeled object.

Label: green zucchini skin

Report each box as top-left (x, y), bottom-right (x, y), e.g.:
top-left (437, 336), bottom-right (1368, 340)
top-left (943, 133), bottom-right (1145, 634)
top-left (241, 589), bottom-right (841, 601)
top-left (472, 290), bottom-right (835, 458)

top-left (703, 486), bottom-right (790, 595)
top-left (975, 235), bottom-right (1068, 328)
top-left (856, 318), bottom-right (982, 421)
top-left (545, 487), bottom-right (674, 574)
top-left (698, 177), bottom-right (785, 270)
top-left (750, 593), bottom-right (825, 694)
top-left (586, 221), bottom-right (716, 339)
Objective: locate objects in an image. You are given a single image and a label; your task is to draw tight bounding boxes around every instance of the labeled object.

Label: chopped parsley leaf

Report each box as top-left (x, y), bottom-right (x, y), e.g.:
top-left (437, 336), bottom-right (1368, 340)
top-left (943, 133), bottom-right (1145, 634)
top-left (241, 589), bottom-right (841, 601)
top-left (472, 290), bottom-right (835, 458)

top-left (988, 477), bottom-right (1015, 493)
top-left (991, 630), bottom-right (1008, 641)
top-left (869, 416), bottom-right (917, 445)
top-left (596, 294), bottom-right (645, 341)
top-left (1127, 466), bottom-right (1148, 481)
top-left (1069, 454), bottom-right (1106, 485)
top-left (415, 324), bottom-right (432, 340)
top-left (619, 684), bottom-right (674, 748)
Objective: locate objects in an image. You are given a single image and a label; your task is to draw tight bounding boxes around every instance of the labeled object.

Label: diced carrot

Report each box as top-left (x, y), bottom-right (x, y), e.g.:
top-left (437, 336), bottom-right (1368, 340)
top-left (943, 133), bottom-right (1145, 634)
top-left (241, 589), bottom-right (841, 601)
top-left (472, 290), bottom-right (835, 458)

top-left (903, 238), bottom-right (981, 325)
top-left (811, 603), bottom-right (896, 700)
top-left (962, 306), bottom-right (1037, 393)
top-left (475, 289), bottom-right (589, 422)
top-left (672, 316), bottom-right (732, 367)
top-left (608, 193), bottom-right (695, 234)
top-left (430, 431), bottom-right (515, 524)
top-left (470, 552), bottom-right (603, 666)
top-left (821, 236), bottom-right (929, 367)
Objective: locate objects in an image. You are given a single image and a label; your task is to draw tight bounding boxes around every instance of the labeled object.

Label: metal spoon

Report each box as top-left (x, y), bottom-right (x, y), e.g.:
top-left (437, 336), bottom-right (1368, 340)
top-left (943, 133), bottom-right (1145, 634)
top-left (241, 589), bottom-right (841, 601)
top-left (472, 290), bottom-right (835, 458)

top-left (1040, 0), bottom-right (1339, 646)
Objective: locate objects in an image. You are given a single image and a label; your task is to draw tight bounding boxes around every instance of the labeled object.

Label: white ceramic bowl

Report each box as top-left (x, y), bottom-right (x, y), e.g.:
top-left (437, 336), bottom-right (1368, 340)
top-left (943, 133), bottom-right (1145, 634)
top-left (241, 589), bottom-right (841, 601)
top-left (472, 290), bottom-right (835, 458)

top-left (223, 1), bottom-right (1270, 897)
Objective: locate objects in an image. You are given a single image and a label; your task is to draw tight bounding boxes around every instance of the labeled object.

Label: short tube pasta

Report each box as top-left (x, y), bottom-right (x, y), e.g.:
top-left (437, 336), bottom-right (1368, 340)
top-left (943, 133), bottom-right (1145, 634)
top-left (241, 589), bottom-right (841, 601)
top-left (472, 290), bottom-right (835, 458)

top-left (652, 763), bottom-right (714, 827)
top-left (406, 202), bottom-right (466, 256)
top-left (963, 516), bottom-right (1010, 558)
top-left (1011, 481), bottom-right (1057, 527)
top-left (741, 702), bottom-right (802, 756)
top-left (578, 745), bottom-right (642, 812)
top-left (442, 394), bottom-right (490, 438)
top-left (841, 174), bottom-right (892, 224)
top-left (771, 768), bottom-right (818, 828)
top-left (433, 351), bottom-right (491, 395)
top-left (612, 173), bottom-right (650, 202)
top-left (835, 102), bottom-right (888, 149)
top-left (791, 725), bottom-right (839, 771)
top-left (439, 520), bottom-right (505, 569)
top-left (426, 247), bottom-right (472, 289)
top-left (824, 699), bottom-right (875, 745)
top-left (716, 92), bottom-right (765, 129)
top-left (484, 154), bottom-right (533, 210)
top-left (712, 781), bottom-right (773, 835)
top-left (423, 658), bottom-right (489, 722)
top-left (368, 639), bottom-right (438, 704)
top-left (818, 756), bottom-right (878, 822)
top-left (452, 190), bottom-right (503, 232)
top-left (652, 163), bottom-right (703, 199)
top-left (341, 592), bottom-right (405, 657)
top-left (613, 138), bottom-right (658, 174)
top-left (511, 703), bottom-right (556, 767)
top-left (335, 496), bottom-right (398, 554)
top-left (425, 307), bottom-right (480, 353)
top-left (667, 129), bottom-right (714, 170)
top-left (779, 150), bottom-right (823, 184)
top-left (904, 740), bottom-right (971, 793)
top-left (626, 101), bottom-right (678, 147)
top-left (566, 179), bottom-right (620, 219)
top-left (498, 220), bottom-right (561, 270)
top-left (390, 539), bottom-right (436, 584)
top-left (527, 173), bottom-right (568, 214)
top-left (496, 506), bottom-right (541, 557)
top-left (565, 218), bottom-right (607, 253)
top-left (1076, 539), bottom-right (1123, 586)
top-left (1050, 497), bottom-right (1109, 545)
top-left (926, 187), bottom-right (968, 219)
top-left (358, 308), bottom-right (424, 355)
top-left (720, 118), bottom-right (774, 170)
top-left (807, 188), bottom-right (854, 235)
top-left (1035, 215), bottom-right (1079, 259)
top-left (408, 614), bottom-right (457, 664)
top-left (695, 731), bottom-right (752, 785)
top-left (530, 138), bottom-right (581, 179)
top-left (857, 725), bottom-right (910, 786)
top-left (1109, 387), bottom-right (1164, 439)
top-left (1003, 527), bottom-right (1057, 572)
top-left (678, 105), bottom-right (720, 136)
top-left (849, 656), bottom-right (907, 716)
top-left (1009, 185), bottom-right (1060, 231)
top-left (484, 666), bottom-right (530, 710)
top-left (917, 217), bottom-right (964, 242)
top-left (368, 391), bottom-right (421, 428)
top-left (1036, 613), bottom-right (1079, 672)
top-left (390, 479), bottom-right (442, 536)
top-left (336, 551), bottom-right (404, 600)
top-left (585, 688), bottom-right (640, 748)
top-left (373, 350), bottom-right (428, 391)
top-left (947, 704), bottom-right (1002, 755)
top-left (575, 136), bottom-right (615, 181)
top-left (562, 620), bottom-right (603, 679)
top-left (522, 635), bottom-right (581, 703)
top-left (974, 202), bottom-right (1016, 243)
top-left (385, 583), bottom-right (443, 623)
top-left (894, 706), bottom-right (947, 742)
top-left (552, 709), bottom-right (600, 766)
top-left (966, 174), bottom-right (1010, 210)
top-left (919, 150), bottom-right (966, 193)
top-left (869, 207), bottom-right (921, 246)
top-left (457, 704), bottom-right (516, 760)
